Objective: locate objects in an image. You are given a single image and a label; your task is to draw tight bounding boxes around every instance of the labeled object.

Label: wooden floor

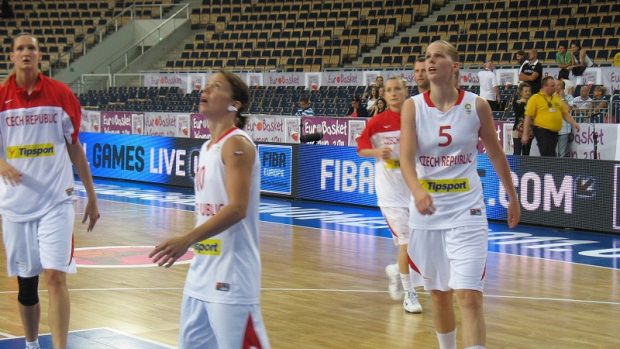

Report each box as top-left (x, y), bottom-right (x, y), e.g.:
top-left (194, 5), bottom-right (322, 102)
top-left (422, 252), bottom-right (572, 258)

top-left (1, 197), bottom-right (619, 349)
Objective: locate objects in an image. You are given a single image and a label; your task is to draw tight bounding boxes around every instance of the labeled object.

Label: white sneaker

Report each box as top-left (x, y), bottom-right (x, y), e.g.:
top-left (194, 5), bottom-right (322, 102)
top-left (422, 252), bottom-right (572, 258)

top-left (403, 291), bottom-right (423, 313)
top-left (385, 264), bottom-right (402, 300)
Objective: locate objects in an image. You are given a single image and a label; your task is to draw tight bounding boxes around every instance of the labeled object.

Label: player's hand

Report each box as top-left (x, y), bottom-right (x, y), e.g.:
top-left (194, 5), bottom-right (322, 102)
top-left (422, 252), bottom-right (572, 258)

top-left (82, 199), bottom-right (100, 232)
top-left (572, 123), bottom-right (580, 132)
top-left (150, 236), bottom-right (192, 268)
top-left (378, 146), bottom-right (392, 160)
top-left (413, 188), bottom-right (435, 215)
top-left (0, 161), bottom-right (22, 186)
top-left (507, 199), bottom-right (521, 228)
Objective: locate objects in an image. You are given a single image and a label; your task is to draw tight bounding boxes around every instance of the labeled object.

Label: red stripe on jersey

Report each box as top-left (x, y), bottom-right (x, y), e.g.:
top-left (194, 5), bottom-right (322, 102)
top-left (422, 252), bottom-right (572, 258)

top-left (208, 126), bottom-right (239, 150)
top-left (68, 235), bottom-right (75, 266)
top-left (243, 314), bottom-right (263, 349)
top-left (481, 260), bottom-right (487, 280)
top-left (383, 215), bottom-right (399, 238)
top-left (423, 89), bottom-right (466, 108)
top-left (407, 255), bottom-right (422, 276)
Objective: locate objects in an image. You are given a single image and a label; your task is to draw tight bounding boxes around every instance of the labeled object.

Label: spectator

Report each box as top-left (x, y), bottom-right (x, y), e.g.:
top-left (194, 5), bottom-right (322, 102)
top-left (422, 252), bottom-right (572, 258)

top-left (522, 76), bottom-right (580, 156)
top-left (346, 97), bottom-right (369, 117)
top-left (519, 49), bottom-right (543, 94)
top-left (568, 42), bottom-right (594, 85)
top-left (591, 86), bottom-right (608, 123)
top-left (372, 97), bottom-right (387, 116)
top-left (512, 83), bottom-right (533, 155)
top-left (294, 96), bottom-right (314, 117)
top-left (414, 56), bottom-right (430, 93)
top-left (556, 44), bottom-right (572, 80)
top-left (478, 61), bottom-right (500, 111)
top-left (365, 86), bottom-right (381, 114)
top-left (572, 85), bottom-right (593, 120)
top-left (555, 79), bottom-right (574, 157)
top-left (374, 75), bottom-right (384, 89)
top-left (514, 50), bottom-right (526, 66)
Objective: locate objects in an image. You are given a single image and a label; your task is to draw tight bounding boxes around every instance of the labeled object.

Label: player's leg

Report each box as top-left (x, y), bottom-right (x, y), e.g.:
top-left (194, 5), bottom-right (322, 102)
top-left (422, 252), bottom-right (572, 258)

top-left (207, 302), bottom-right (271, 349)
top-left (409, 228), bottom-right (455, 348)
top-left (178, 295), bottom-right (216, 349)
top-left (38, 203), bottom-right (76, 349)
top-left (2, 218), bottom-right (43, 348)
top-left (447, 226), bottom-right (489, 348)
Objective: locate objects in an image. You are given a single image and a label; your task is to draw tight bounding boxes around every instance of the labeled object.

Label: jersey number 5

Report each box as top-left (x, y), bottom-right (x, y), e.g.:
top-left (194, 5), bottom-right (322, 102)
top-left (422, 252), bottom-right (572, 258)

top-left (438, 125), bottom-right (452, 147)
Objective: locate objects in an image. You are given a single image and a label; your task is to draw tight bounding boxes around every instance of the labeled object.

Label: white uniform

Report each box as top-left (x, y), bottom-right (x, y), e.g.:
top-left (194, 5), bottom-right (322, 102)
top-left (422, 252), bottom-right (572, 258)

top-left (407, 90), bottom-right (488, 292)
top-left (357, 109), bottom-right (410, 244)
top-left (0, 73), bottom-right (80, 276)
top-left (180, 127), bottom-right (270, 349)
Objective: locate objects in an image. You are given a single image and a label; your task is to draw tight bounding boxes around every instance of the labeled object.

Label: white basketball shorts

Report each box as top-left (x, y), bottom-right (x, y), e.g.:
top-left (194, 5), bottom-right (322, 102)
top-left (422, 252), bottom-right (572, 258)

top-left (179, 294), bottom-right (271, 349)
top-left (2, 202), bottom-right (76, 277)
top-left (380, 206), bottom-right (410, 246)
top-left (407, 225), bottom-right (488, 292)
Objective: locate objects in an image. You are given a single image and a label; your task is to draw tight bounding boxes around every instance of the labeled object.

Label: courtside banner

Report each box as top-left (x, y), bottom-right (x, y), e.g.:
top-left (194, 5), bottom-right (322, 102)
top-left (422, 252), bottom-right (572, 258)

top-left (79, 132), bottom-right (204, 187)
top-left (297, 144), bottom-right (377, 206)
top-left (257, 144), bottom-right (293, 196)
top-left (479, 155), bottom-right (619, 233)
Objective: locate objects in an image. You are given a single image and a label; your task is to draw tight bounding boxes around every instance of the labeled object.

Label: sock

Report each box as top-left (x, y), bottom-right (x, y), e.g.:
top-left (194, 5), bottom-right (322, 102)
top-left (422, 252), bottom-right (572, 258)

top-left (465, 346), bottom-right (486, 349)
top-left (26, 339), bottom-right (40, 349)
top-left (436, 330), bottom-right (456, 349)
top-left (400, 273), bottom-right (412, 292)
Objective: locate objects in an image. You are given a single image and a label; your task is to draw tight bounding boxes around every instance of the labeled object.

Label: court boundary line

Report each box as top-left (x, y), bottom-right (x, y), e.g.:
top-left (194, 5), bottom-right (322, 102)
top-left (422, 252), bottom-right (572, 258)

top-left (0, 327), bottom-right (175, 348)
top-left (0, 332), bottom-right (15, 339)
top-left (0, 287), bottom-right (618, 306)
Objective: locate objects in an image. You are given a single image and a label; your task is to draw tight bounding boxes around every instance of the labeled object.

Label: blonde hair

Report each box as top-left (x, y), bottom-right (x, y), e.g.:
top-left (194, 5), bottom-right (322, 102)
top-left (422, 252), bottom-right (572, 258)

top-left (429, 40), bottom-right (459, 62)
top-left (386, 76), bottom-right (408, 89)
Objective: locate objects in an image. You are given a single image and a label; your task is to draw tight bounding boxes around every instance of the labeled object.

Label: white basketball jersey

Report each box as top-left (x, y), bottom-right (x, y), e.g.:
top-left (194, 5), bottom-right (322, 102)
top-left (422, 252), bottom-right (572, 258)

top-left (184, 127), bottom-right (262, 305)
top-left (409, 90), bottom-right (487, 229)
top-left (357, 109), bottom-right (409, 207)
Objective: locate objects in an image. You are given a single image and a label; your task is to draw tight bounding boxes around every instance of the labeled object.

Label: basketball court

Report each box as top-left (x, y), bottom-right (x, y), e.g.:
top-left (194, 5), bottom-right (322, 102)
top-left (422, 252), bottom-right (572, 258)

top-left (0, 179), bottom-right (618, 348)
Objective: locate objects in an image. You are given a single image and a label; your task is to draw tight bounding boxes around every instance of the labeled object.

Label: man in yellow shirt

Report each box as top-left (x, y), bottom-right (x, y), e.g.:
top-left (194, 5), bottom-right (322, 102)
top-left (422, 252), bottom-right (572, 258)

top-left (521, 76), bottom-right (580, 156)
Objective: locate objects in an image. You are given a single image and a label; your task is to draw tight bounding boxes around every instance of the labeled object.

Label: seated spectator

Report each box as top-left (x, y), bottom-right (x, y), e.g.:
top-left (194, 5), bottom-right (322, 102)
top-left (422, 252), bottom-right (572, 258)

top-left (572, 85), bottom-right (592, 121)
top-left (568, 42), bottom-right (594, 85)
top-left (346, 97), bottom-right (369, 117)
top-left (372, 97), bottom-right (387, 116)
top-left (556, 44), bottom-right (572, 80)
top-left (591, 86), bottom-right (608, 123)
top-left (295, 97), bottom-right (314, 117)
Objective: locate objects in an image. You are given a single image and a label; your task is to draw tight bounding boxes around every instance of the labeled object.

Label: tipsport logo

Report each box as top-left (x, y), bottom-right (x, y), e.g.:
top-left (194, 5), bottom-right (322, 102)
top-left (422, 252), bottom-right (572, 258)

top-left (7, 143), bottom-right (54, 159)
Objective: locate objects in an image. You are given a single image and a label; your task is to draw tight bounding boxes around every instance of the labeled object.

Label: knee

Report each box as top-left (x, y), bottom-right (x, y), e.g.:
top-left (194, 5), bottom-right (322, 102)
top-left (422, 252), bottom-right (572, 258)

top-left (455, 290), bottom-right (483, 310)
top-left (17, 276), bottom-right (39, 306)
top-left (431, 290), bottom-right (453, 307)
top-left (44, 269), bottom-right (67, 289)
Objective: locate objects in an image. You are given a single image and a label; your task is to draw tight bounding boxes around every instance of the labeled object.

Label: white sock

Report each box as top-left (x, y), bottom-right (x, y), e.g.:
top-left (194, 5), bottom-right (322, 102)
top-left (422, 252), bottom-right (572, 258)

top-left (436, 330), bottom-right (456, 349)
top-left (26, 339), bottom-right (40, 349)
top-left (465, 346), bottom-right (486, 349)
top-left (400, 273), bottom-right (412, 292)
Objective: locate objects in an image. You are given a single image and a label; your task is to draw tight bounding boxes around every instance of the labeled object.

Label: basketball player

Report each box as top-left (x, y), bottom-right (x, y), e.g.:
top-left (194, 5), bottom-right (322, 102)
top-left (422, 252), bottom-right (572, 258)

top-left (0, 33), bottom-right (100, 349)
top-left (150, 70), bottom-right (270, 349)
top-left (400, 41), bottom-right (521, 349)
top-left (357, 77), bottom-right (423, 314)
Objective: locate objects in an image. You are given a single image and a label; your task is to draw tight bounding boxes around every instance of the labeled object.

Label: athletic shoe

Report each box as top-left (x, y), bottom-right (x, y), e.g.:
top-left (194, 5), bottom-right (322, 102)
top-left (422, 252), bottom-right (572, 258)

top-left (403, 291), bottom-right (423, 313)
top-left (385, 263), bottom-right (402, 300)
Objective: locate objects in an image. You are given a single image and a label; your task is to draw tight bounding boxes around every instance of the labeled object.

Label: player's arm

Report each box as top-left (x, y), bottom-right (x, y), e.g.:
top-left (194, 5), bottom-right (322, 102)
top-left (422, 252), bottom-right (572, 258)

top-left (356, 120), bottom-right (392, 159)
top-left (66, 140), bottom-right (100, 232)
top-left (399, 98), bottom-right (434, 215)
top-left (151, 136), bottom-right (256, 267)
top-left (0, 158), bottom-right (22, 186)
top-left (477, 97), bottom-right (520, 228)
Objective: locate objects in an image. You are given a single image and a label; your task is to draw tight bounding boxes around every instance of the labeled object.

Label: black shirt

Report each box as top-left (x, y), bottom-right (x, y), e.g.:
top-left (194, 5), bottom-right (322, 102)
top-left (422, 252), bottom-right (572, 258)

top-left (520, 60), bottom-right (543, 94)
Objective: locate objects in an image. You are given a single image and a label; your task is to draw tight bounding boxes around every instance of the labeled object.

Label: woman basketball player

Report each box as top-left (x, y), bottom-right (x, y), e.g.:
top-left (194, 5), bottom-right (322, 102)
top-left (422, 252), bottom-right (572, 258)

top-left (400, 41), bottom-right (521, 349)
top-left (150, 70), bottom-right (270, 349)
top-left (357, 77), bottom-right (424, 314)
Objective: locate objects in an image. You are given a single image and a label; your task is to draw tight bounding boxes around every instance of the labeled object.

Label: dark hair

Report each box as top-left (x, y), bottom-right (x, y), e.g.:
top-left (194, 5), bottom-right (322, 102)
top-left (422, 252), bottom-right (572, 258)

top-left (518, 82), bottom-right (531, 95)
top-left (375, 97), bottom-right (387, 112)
top-left (217, 70), bottom-right (249, 129)
top-left (352, 97), bottom-right (361, 103)
top-left (299, 96), bottom-right (309, 103)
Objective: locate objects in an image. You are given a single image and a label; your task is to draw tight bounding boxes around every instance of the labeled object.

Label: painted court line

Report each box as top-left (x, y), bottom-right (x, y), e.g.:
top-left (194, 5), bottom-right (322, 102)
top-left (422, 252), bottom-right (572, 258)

top-left (99, 327), bottom-right (175, 349)
top-left (0, 332), bottom-right (15, 339)
top-left (0, 287), bottom-right (617, 306)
